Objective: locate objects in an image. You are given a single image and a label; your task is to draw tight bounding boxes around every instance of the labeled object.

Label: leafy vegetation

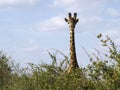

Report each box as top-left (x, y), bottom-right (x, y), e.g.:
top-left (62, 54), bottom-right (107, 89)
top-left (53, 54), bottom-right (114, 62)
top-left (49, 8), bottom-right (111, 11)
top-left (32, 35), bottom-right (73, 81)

top-left (1, 34), bottom-right (120, 90)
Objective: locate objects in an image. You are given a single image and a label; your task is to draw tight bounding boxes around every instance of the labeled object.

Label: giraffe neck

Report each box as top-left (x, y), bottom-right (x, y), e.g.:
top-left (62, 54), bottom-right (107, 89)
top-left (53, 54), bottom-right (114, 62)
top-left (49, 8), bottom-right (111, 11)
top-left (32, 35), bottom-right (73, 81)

top-left (69, 28), bottom-right (79, 68)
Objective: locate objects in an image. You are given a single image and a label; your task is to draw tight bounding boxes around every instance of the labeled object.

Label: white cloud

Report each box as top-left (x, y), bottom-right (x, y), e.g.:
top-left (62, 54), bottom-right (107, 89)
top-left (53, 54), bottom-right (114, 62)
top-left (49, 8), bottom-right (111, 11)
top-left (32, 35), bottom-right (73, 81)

top-left (51, 0), bottom-right (106, 13)
top-left (51, 0), bottom-right (75, 7)
top-left (51, 0), bottom-right (120, 15)
top-left (34, 1), bottom-right (120, 33)
top-left (103, 30), bottom-right (120, 38)
top-left (81, 16), bottom-right (103, 25)
top-left (0, 0), bottom-right (38, 8)
top-left (20, 40), bottom-right (39, 52)
top-left (22, 46), bottom-right (39, 52)
top-left (77, 15), bottom-right (104, 31)
top-left (35, 14), bottom-right (105, 32)
top-left (36, 16), bottom-right (66, 31)
top-left (106, 8), bottom-right (119, 16)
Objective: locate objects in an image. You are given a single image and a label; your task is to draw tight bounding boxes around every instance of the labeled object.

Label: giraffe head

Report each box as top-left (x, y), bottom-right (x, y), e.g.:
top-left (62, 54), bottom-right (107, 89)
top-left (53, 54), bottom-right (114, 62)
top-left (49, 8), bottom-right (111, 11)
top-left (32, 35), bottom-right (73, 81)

top-left (65, 13), bottom-right (79, 29)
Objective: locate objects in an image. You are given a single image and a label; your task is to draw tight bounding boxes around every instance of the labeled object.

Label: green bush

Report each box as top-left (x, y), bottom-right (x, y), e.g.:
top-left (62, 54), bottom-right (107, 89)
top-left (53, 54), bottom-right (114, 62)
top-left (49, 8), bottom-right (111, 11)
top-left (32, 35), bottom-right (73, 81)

top-left (1, 34), bottom-right (120, 90)
top-left (0, 51), bottom-right (12, 89)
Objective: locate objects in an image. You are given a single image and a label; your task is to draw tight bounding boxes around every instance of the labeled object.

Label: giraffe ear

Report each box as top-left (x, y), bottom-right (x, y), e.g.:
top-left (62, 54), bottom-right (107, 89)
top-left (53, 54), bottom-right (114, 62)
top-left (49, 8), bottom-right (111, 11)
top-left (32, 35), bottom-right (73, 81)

top-left (76, 19), bottom-right (79, 22)
top-left (65, 18), bottom-right (68, 22)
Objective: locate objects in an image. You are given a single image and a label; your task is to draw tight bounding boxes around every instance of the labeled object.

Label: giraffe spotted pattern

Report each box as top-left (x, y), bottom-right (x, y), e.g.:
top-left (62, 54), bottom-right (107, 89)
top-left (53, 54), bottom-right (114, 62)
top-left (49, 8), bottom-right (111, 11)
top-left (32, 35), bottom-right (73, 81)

top-left (65, 13), bottom-right (79, 73)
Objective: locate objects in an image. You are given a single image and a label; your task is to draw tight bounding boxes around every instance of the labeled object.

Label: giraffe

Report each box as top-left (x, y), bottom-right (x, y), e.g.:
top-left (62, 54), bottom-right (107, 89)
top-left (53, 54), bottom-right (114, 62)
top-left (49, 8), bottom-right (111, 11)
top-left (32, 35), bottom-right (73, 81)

top-left (65, 13), bottom-right (79, 73)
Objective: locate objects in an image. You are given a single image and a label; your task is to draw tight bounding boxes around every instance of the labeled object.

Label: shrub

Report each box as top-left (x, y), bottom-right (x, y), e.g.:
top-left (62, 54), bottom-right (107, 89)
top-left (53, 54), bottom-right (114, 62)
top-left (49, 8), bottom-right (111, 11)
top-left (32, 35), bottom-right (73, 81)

top-left (1, 34), bottom-right (120, 90)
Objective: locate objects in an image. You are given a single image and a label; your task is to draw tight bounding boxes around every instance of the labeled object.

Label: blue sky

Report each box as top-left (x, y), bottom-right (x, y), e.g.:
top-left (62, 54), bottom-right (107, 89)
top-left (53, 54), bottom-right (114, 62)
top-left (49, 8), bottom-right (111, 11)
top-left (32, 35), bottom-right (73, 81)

top-left (0, 0), bottom-right (120, 67)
